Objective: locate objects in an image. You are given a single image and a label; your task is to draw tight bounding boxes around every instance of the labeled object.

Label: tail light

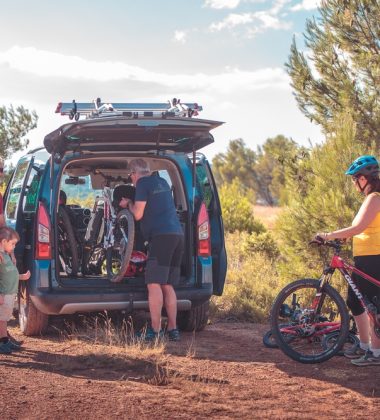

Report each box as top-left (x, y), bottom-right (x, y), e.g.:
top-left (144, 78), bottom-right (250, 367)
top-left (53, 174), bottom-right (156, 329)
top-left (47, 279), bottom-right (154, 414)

top-left (197, 202), bottom-right (211, 257)
top-left (35, 202), bottom-right (51, 259)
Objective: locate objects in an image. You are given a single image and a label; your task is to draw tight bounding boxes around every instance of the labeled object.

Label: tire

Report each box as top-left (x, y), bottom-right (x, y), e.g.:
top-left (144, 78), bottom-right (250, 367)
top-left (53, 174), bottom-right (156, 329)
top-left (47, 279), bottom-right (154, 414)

top-left (82, 208), bottom-right (104, 274)
top-left (58, 206), bottom-right (79, 276)
top-left (18, 283), bottom-right (48, 336)
top-left (106, 209), bottom-right (135, 282)
top-left (262, 325), bottom-right (295, 349)
top-left (177, 300), bottom-right (210, 332)
top-left (270, 278), bottom-right (350, 364)
top-left (322, 331), bottom-right (360, 356)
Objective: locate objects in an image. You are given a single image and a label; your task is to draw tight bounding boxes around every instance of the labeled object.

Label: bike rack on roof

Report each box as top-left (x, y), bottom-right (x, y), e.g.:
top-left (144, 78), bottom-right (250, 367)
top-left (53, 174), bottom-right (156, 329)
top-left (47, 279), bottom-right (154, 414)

top-left (55, 98), bottom-right (202, 121)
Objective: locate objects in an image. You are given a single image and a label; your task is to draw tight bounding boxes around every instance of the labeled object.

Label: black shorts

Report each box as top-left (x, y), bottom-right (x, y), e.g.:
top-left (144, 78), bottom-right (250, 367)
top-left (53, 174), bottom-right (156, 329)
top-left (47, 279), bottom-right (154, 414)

top-left (347, 255), bottom-right (380, 316)
top-left (144, 234), bottom-right (184, 285)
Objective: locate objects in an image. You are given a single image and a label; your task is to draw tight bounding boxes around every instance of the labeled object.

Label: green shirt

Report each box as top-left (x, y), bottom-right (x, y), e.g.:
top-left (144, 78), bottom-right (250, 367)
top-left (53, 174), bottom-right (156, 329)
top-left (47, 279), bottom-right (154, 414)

top-left (0, 252), bottom-right (19, 294)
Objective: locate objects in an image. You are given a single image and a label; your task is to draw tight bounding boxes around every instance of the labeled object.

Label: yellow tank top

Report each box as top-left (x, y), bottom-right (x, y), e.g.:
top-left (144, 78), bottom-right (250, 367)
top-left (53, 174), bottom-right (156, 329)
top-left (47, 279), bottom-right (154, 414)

top-left (353, 192), bottom-right (380, 256)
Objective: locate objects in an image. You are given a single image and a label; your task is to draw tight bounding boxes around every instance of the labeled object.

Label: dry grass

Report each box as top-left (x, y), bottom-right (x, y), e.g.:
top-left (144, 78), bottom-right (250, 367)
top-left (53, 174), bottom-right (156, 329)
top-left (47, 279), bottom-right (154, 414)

top-left (253, 205), bottom-right (282, 230)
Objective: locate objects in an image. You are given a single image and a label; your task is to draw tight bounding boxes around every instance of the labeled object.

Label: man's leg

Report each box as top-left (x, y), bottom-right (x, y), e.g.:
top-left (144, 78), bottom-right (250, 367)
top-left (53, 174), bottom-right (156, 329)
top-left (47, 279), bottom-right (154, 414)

top-left (147, 283), bottom-right (163, 332)
top-left (162, 284), bottom-right (177, 330)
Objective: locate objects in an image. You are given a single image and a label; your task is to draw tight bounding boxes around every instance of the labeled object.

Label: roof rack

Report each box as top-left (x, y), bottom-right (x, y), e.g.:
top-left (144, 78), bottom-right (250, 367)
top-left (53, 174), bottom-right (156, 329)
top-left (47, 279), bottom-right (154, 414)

top-left (55, 98), bottom-right (202, 121)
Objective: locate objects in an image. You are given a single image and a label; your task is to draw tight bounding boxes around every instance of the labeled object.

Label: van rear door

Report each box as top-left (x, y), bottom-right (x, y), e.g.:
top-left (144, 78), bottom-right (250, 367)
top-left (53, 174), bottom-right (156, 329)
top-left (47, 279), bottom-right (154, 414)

top-left (195, 154), bottom-right (227, 295)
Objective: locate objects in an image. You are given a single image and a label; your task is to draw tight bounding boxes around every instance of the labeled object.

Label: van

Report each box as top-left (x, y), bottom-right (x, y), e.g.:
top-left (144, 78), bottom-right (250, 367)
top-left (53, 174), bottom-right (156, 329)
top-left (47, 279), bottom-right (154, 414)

top-left (4, 100), bottom-right (227, 335)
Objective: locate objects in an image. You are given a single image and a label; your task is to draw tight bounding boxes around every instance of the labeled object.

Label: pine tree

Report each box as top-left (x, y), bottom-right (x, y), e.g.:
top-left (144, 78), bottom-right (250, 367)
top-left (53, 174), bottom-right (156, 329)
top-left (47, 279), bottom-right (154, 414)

top-left (287, 0), bottom-right (380, 145)
top-left (0, 105), bottom-right (38, 160)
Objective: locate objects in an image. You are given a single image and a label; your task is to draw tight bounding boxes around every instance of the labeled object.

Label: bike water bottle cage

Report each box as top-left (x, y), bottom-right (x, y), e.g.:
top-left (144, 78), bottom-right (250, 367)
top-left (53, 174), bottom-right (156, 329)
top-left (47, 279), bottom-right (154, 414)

top-left (345, 155), bottom-right (379, 177)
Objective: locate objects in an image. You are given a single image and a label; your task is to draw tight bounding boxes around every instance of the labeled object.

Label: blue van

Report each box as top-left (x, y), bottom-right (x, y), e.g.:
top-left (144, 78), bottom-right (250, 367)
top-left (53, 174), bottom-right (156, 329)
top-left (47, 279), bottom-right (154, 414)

top-left (4, 101), bottom-right (227, 335)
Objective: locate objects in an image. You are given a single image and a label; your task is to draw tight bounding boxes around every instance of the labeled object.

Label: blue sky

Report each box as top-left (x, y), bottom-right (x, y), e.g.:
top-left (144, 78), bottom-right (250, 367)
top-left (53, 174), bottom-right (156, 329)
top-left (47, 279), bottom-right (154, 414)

top-left (0, 0), bottom-right (322, 164)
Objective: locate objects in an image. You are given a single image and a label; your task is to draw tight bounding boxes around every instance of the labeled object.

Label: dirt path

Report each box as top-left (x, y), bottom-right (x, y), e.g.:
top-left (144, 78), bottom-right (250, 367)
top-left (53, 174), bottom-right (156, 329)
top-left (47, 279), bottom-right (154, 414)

top-left (1, 321), bottom-right (379, 419)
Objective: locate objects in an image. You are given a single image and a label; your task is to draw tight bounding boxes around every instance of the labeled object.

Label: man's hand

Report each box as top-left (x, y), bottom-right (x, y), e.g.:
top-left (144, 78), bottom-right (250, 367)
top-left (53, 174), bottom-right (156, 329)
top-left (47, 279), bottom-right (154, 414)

top-left (19, 270), bottom-right (31, 281)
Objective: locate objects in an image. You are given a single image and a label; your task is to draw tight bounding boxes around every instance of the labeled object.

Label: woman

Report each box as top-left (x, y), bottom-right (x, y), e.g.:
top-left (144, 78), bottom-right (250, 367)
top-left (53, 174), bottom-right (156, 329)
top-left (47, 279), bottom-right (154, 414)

top-left (317, 155), bottom-right (380, 366)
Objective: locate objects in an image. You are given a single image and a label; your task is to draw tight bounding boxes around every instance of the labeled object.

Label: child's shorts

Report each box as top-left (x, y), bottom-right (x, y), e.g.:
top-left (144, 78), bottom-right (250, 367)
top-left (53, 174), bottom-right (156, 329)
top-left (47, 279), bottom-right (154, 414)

top-left (0, 294), bottom-right (16, 321)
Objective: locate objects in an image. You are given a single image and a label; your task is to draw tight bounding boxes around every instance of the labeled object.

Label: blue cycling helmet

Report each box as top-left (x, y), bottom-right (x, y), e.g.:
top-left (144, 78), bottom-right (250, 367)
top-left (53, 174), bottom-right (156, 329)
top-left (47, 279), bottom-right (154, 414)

top-left (345, 155), bottom-right (379, 177)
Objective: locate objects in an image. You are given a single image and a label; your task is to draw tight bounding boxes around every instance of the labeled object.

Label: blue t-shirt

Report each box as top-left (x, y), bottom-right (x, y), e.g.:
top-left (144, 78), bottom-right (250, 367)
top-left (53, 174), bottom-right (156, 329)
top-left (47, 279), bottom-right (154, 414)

top-left (135, 174), bottom-right (183, 240)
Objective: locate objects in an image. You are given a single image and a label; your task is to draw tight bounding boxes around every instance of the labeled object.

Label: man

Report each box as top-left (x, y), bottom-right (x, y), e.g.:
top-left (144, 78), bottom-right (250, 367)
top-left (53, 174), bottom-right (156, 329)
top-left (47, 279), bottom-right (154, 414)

top-left (125, 159), bottom-right (184, 341)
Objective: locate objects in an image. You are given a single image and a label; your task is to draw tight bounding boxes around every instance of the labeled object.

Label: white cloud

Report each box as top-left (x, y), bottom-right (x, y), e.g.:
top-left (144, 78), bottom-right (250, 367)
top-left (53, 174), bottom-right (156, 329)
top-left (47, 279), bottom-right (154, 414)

top-left (209, 0), bottom-right (292, 36)
top-left (210, 13), bottom-right (253, 31)
top-left (204, 0), bottom-right (241, 9)
top-left (173, 30), bottom-right (187, 44)
top-left (291, 0), bottom-right (320, 12)
top-left (0, 46), bottom-right (290, 93)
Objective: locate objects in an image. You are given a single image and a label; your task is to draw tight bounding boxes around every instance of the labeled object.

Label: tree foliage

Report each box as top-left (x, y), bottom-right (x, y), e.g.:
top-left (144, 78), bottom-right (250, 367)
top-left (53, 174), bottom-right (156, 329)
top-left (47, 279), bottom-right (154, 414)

top-left (212, 136), bottom-right (299, 205)
top-left (0, 105), bottom-right (38, 160)
top-left (219, 179), bottom-right (265, 234)
top-left (287, 0), bottom-right (380, 145)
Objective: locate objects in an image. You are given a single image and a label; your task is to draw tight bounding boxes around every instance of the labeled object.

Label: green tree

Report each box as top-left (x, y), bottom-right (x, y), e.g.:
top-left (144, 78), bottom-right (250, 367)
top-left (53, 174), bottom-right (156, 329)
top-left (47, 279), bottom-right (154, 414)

top-left (213, 136), bottom-right (300, 205)
top-left (287, 0), bottom-right (380, 144)
top-left (0, 105), bottom-right (38, 160)
top-left (212, 138), bottom-right (257, 198)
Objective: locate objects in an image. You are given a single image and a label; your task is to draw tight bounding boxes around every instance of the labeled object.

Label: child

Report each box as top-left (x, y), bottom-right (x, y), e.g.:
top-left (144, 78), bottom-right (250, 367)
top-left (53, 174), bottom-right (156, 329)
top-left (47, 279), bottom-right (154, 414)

top-left (0, 227), bottom-right (30, 354)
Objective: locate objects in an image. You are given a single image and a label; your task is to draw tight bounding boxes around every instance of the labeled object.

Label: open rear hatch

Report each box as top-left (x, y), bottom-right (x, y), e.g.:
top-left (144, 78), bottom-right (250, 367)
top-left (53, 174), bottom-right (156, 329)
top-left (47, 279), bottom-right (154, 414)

top-left (44, 116), bottom-right (223, 157)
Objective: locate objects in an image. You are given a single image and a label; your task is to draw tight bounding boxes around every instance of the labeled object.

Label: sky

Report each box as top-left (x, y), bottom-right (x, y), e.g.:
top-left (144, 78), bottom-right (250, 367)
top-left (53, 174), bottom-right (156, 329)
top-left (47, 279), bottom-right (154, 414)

top-left (0, 0), bottom-right (323, 165)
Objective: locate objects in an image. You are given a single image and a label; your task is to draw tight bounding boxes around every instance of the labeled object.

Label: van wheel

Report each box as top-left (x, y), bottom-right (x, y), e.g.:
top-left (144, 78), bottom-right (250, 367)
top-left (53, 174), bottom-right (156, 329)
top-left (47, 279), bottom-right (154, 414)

top-left (177, 300), bottom-right (210, 332)
top-left (18, 284), bottom-right (49, 336)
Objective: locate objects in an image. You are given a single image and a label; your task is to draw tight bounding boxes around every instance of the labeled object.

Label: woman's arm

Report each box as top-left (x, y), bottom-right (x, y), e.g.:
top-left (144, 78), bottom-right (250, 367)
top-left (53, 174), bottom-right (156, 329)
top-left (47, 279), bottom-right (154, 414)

top-left (321, 194), bottom-right (380, 240)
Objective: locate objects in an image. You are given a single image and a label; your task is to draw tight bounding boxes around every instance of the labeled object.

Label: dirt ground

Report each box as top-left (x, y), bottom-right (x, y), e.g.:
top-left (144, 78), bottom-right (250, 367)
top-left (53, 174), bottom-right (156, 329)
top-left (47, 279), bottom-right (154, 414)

top-left (1, 320), bottom-right (379, 420)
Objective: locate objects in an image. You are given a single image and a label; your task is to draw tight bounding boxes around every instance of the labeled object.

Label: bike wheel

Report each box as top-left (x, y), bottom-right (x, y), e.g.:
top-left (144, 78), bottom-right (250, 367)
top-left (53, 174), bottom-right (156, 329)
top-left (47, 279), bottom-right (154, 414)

top-left (82, 208), bottom-right (104, 275)
top-left (58, 206), bottom-right (79, 276)
top-left (322, 331), bottom-right (359, 356)
top-left (270, 278), bottom-right (350, 364)
top-left (262, 325), bottom-right (295, 349)
top-left (106, 209), bottom-right (135, 282)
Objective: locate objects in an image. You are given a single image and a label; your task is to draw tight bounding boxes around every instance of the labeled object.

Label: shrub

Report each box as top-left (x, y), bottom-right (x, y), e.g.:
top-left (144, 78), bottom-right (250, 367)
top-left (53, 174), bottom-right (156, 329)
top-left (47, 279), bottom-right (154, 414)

top-left (219, 179), bottom-right (265, 234)
top-left (241, 231), bottom-right (280, 260)
top-left (211, 232), bottom-right (285, 322)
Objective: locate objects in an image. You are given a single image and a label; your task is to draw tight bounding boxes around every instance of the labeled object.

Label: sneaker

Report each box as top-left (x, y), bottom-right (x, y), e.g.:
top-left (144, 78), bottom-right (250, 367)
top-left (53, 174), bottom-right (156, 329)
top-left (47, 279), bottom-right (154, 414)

top-left (344, 345), bottom-right (367, 359)
top-left (136, 327), bottom-right (164, 342)
top-left (351, 350), bottom-right (380, 366)
top-left (167, 328), bottom-right (180, 342)
top-left (0, 340), bottom-right (13, 355)
top-left (7, 331), bottom-right (24, 346)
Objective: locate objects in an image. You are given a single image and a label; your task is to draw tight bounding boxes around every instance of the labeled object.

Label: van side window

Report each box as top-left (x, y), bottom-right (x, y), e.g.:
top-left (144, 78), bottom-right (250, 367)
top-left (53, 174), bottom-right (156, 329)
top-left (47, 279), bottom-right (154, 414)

top-left (23, 169), bottom-right (40, 212)
top-left (196, 164), bottom-right (213, 209)
top-left (5, 160), bottom-right (30, 220)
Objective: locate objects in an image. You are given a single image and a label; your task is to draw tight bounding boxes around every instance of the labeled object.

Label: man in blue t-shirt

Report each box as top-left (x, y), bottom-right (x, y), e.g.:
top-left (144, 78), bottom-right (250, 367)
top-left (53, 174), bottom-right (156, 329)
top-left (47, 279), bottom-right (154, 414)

top-left (125, 158), bottom-right (184, 341)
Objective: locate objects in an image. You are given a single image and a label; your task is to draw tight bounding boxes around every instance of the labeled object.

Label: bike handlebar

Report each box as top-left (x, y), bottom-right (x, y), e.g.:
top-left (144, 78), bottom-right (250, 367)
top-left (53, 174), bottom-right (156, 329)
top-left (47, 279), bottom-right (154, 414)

top-left (309, 236), bottom-right (344, 251)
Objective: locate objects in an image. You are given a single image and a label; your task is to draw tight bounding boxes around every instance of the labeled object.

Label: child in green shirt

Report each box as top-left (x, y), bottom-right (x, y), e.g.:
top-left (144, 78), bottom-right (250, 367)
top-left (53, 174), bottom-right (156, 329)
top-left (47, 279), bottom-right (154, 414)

top-left (0, 227), bottom-right (30, 354)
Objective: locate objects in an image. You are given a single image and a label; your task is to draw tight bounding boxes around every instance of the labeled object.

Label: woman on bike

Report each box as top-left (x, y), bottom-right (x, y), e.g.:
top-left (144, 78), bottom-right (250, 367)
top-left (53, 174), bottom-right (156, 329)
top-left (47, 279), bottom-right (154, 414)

top-left (317, 155), bottom-right (380, 366)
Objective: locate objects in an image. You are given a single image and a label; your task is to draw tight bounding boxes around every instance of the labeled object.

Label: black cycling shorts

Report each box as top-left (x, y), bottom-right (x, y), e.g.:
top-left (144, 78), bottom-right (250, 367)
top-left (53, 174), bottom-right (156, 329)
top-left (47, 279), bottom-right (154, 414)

top-left (347, 254), bottom-right (380, 316)
top-left (144, 234), bottom-right (184, 285)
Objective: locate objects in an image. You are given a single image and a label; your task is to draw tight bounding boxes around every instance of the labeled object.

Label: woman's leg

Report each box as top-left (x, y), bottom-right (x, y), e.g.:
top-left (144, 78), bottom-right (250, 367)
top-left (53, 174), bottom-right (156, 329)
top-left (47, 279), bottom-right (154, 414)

top-left (353, 312), bottom-right (370, 347)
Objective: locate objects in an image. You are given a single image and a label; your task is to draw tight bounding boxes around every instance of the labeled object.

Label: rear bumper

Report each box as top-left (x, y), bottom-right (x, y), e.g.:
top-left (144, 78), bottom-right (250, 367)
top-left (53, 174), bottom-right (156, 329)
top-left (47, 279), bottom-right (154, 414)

top-left (29, 283), bottom-right (213, 315)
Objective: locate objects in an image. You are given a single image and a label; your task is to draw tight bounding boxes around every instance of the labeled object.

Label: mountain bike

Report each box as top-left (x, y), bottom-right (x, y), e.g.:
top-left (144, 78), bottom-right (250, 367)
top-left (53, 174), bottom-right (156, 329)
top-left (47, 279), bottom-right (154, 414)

top-left (82, 170), bottom-right (135, 282)
top-left (270, 238), bottom-right (380, 363)
top-left (57, 205), bottom-right (79, 276)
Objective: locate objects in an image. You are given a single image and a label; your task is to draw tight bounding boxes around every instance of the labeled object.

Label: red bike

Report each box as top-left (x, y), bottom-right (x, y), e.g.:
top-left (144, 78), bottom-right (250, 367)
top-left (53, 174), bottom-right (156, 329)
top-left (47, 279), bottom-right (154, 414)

top-left (270, 239), bottom-right (380, 363)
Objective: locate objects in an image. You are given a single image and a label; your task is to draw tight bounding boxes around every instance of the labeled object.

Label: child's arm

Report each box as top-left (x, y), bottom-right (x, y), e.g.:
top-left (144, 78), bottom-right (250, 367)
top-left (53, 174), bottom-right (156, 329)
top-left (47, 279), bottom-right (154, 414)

top-left (19, 270), bottom-right (31, 281)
